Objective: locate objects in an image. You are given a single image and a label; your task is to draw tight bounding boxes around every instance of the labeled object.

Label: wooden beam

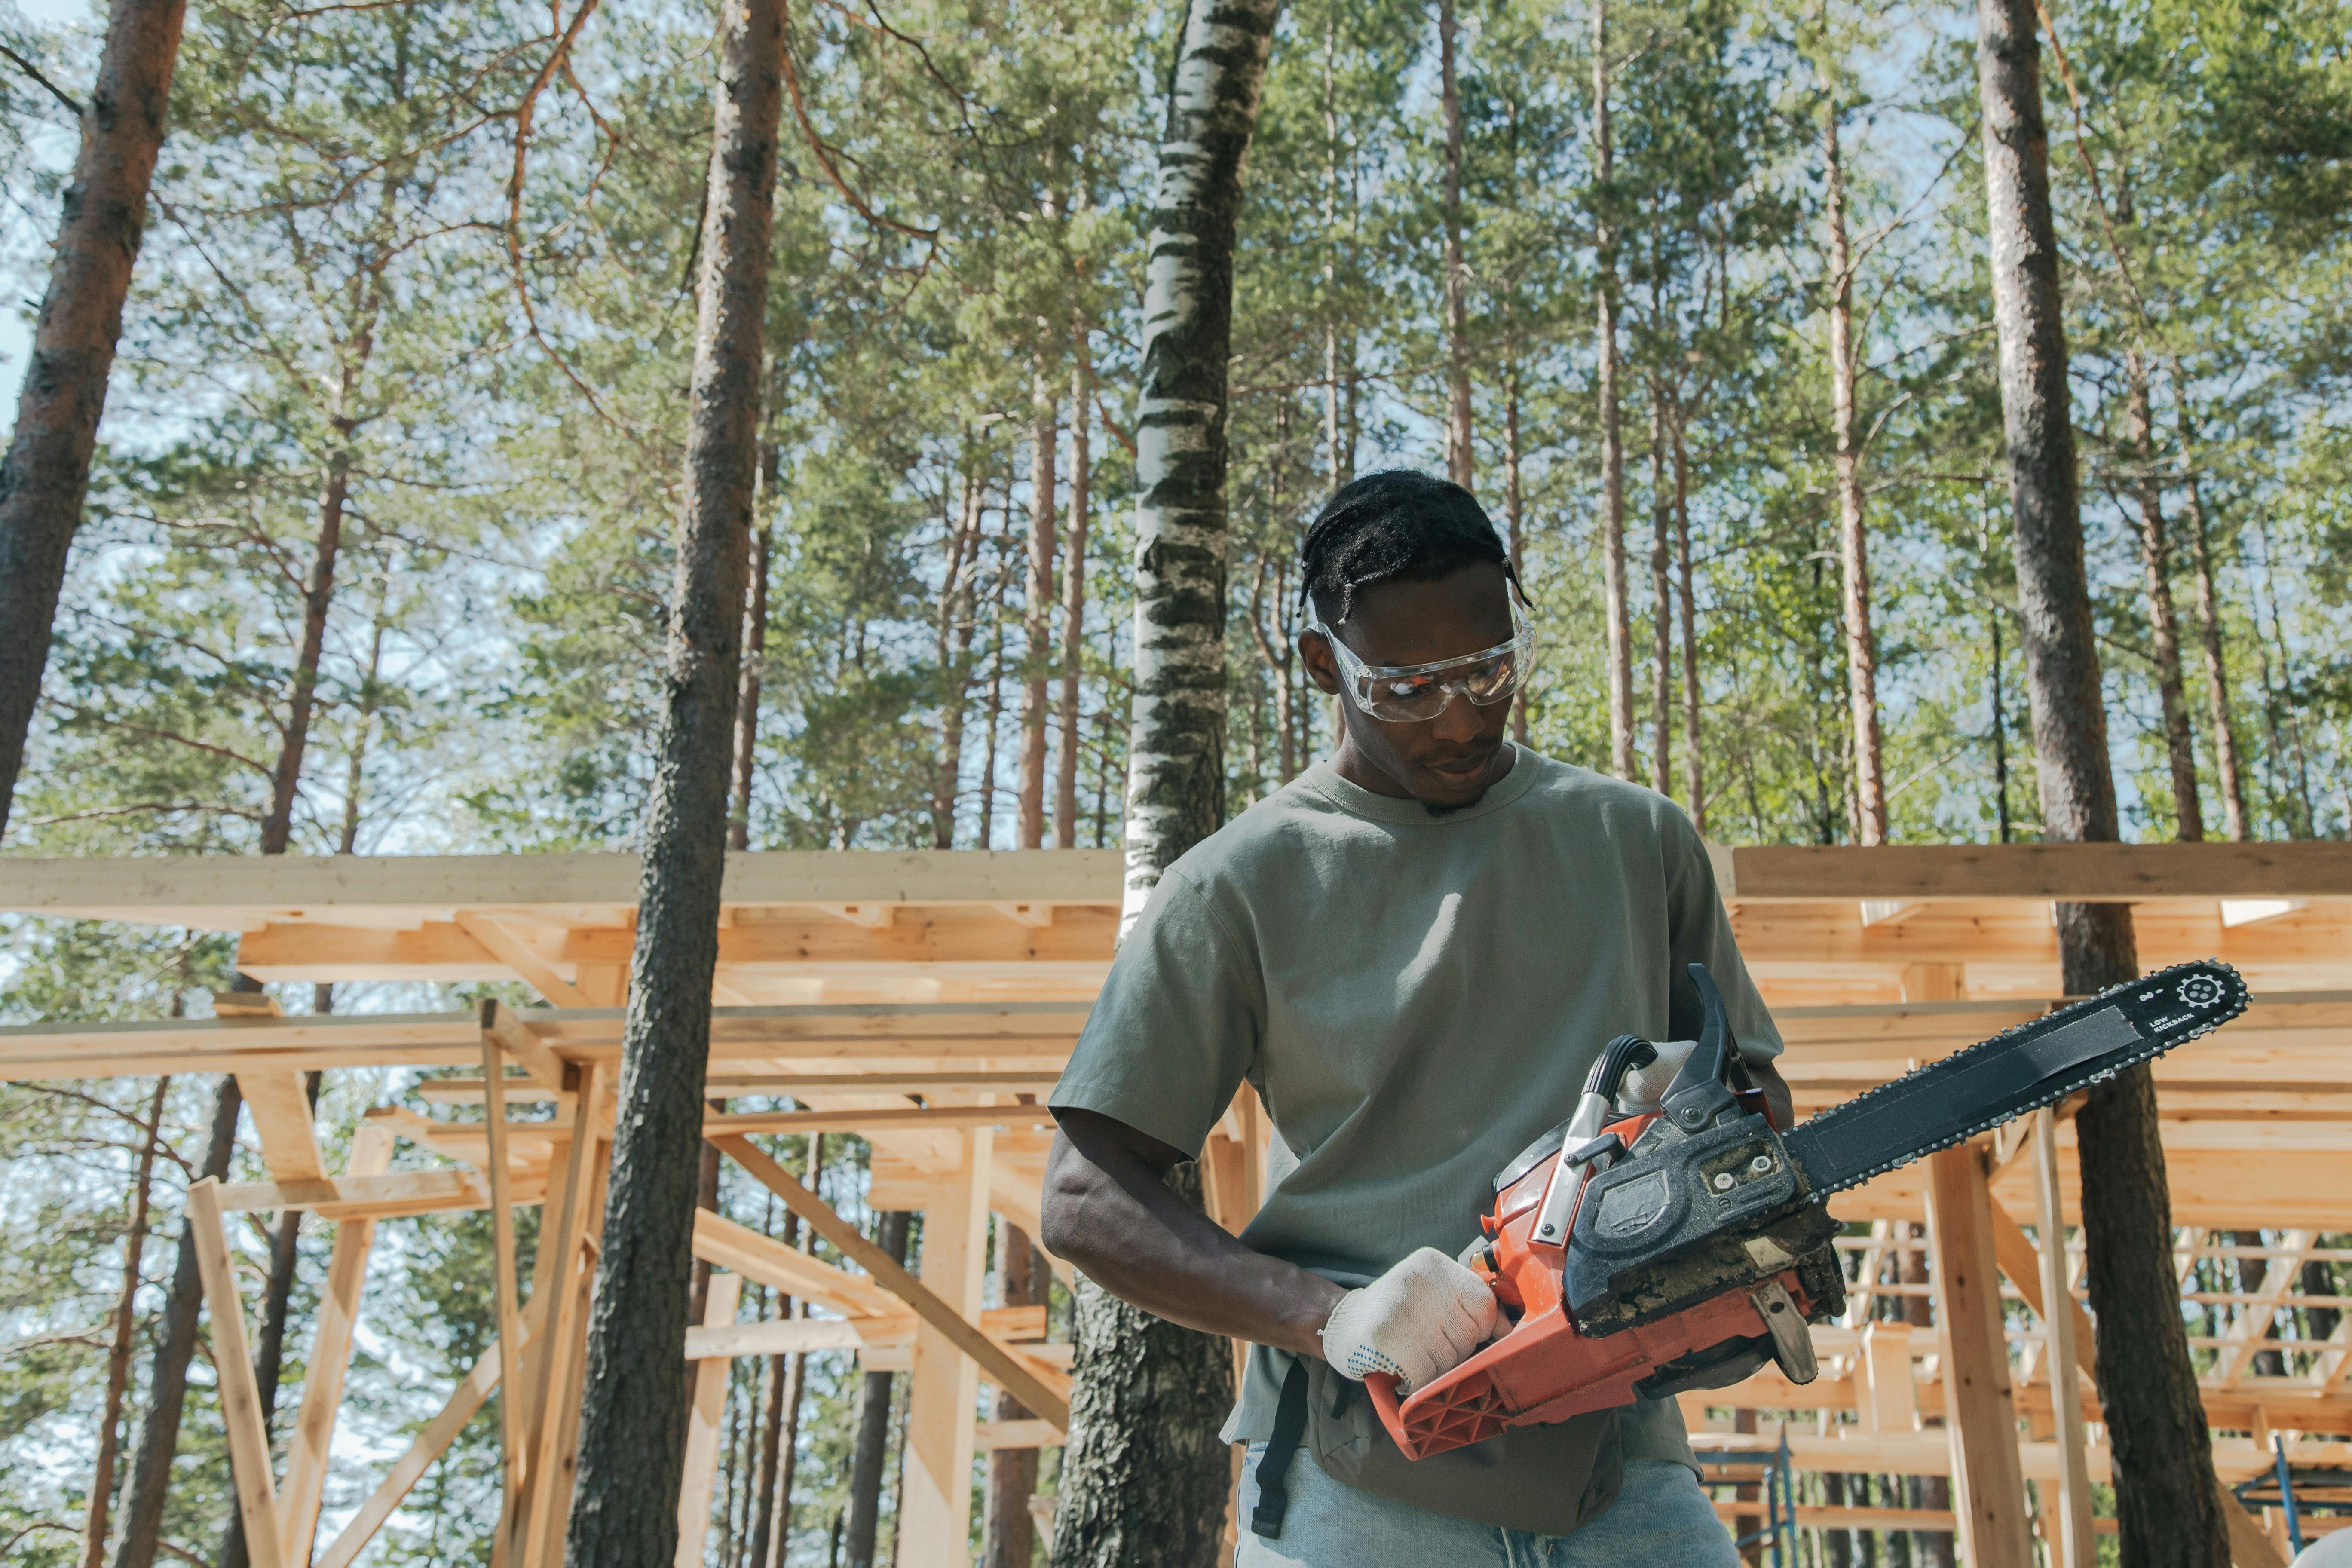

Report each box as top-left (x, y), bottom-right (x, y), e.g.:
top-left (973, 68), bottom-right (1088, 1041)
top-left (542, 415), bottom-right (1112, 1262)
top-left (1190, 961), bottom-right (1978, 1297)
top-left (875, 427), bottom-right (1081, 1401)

top-left (705, 1104), bottom-right (1057, 1136)
top-left (279, 1124), bottom-right (391, 1562)
top-left (481, 1030), bottom-right (527, 1518)
top-left (1925, 1146), bottom-right (2033, 1568)
top-left (481, 999), bottom-right (566, 1090)
top-left (976, 1419), bottom-right (1064, 1451)
top-left (511, 1063), bottom-right (605, 1568)
top-left (2030, 1109), bottom-right (2095, 1568)
top-left (213, 1170), bottom-right (493, 1220)
top-left (684, 1316), bottom-right (876, 1360)
top-left (1719, 841), bottom-right (2352, 902)
top-left (456, 913), bottom-right (591, 1008)
top-left (313, 1331), bottom-right (515, 1568)
top-left (899, 1125), bottom-right (990, 1564)
top-left (187, 1178), bottom-right (287, 1568)
top-left (236, 1069), bottom-right (325, 1182)
top-left (713, 1133), bottom-right (1068, 1428)
top-left (690, 1210), bottom-right (909, 1321)
top-left (674, 1272), bottom-right (743, 1568)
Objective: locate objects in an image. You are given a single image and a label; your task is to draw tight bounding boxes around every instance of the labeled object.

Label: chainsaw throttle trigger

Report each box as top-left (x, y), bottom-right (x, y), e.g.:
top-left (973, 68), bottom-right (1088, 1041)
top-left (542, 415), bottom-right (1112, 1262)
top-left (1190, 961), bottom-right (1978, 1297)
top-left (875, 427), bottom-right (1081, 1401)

top-left (1659, 963), bottom-right (1741, 1133)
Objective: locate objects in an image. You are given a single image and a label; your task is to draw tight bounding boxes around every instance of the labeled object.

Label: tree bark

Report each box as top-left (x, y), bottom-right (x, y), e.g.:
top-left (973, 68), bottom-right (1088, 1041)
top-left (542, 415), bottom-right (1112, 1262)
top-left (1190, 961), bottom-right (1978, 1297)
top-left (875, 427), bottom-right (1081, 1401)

top-left (1051, 1165), bottom-right (1235, 1568)
top-left (1672, 407), bottom-right (1703, 832)
top-left (983, 1223), bottom-right (1042, 1568)
top-left (0, 0), bottom-right (190, 842)
top-left (731, 456), bottom-right (776, 851)
top-left (2124, 351), bottom-right (2202, 842)
top-left (1057, 337), bottom-right (1092, 848)
top-left (1974, 0), bottom-right (2226, 1559)
top-left (1020, 360), bottom-right (1057, 850)
top-left (1824, 104), bottom-right (1885, 846)
top-left (746, 1219), bottom-right (796, 1568)
top-left (84, 1074), bottom-right (172, 1568)
top-left (841, 1212), bottom-right (910, 1568)
top-left (934, 459), bottom-right (982, 849)
top-left (111, 1076), bottom-right (240, 1568)
top-left (1503, 367), bottom-right (1529, 746)
top-left (1060, 2), bottom-right (1271, 1561)
top-left (1438, 0), bottom-right (1472, 489)
top-left (1648, 384), bottom-right (1673, 796)
top-left (562, 0), bottom-right (781, 1558)
top-left (2169, 375), bottom-right (2248, 840)
top-left (1592, 0), bottom-right (1633, 780)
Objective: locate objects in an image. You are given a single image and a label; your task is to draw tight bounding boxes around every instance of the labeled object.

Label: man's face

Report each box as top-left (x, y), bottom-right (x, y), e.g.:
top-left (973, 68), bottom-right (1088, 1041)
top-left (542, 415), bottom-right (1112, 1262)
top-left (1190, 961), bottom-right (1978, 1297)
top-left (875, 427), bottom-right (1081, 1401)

top-left (1300, 561), bottom-right (1518, 809)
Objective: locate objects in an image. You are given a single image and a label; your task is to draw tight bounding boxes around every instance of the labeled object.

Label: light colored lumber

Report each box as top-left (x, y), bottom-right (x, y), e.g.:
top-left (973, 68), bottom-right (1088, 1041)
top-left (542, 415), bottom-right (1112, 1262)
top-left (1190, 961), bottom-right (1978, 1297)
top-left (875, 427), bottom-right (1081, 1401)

top-left (690, 1211), bottom-right (908, 1321)
top-left (898, 1126), bottom-right (991, 1564)
top-left (279, 1123), bottom-right (391, 1561)
top-left (481, 1030), bottom-right (527, 1513)
top-left (481, 999), bottom-right (566, 1090)
top-left (1717, 841), bottom-right (2352, 902)
top-left (511, 1063), bottom-right (604, 1568)
top-left (187, 1178), bottom-right (287, 1568)
top-left (456, 913), bottom-right (590, 1008)
top-left (213, 1170), bottom-right (491, 1220)
top-left (313, 1331), bottom-right (516, 1568)
top-left (712, 1133), bottom-right (1069, 1428)
top-left (1859, 1322), bottom-right (1917, 1433)
top-left (704, 1103), bottom-right (1057, 1136)
top-left (976, 1419), bottom-right (1063, 1451)
top-left (1925, 1146), bottom-right (2032, 1568)
top-left (2030, 1109), bottom-right (2095, 1568)
top-left (685, 1316), bottom-right (882, 1360)
top-left (674, 1272), bottom-right (743, 1568)
top-left (982, 1304), bottom-right (1047, 1341)
top-left (236, 1069), bottom-right (325, 1182)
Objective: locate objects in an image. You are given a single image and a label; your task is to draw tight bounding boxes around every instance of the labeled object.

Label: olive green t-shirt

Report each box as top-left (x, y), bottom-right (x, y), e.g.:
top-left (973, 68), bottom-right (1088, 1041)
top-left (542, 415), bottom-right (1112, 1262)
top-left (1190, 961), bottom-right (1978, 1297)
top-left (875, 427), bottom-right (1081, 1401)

top-left (1048, 745), bottom-right (1782, 1475)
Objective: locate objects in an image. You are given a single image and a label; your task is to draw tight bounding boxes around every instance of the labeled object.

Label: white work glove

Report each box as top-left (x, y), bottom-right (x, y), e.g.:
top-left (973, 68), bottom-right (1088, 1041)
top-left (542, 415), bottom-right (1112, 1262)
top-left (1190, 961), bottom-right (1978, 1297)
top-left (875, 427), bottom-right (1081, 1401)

top-left (1319, 1246), bottom-right (1500, 1393)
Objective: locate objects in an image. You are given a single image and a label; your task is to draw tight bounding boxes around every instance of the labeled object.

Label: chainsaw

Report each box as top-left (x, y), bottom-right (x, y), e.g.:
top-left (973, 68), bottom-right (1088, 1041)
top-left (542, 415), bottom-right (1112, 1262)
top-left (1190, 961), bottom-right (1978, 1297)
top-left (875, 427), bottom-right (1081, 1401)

top-left (1366, 957), bottom-right (2249, 1459)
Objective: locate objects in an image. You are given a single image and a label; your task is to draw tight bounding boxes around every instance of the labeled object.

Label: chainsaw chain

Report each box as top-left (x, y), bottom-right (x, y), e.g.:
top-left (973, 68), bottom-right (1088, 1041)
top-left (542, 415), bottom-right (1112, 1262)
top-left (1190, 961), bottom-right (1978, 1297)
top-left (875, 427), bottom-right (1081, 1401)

top-left (1792, 958), bottom-right (2251, 1198)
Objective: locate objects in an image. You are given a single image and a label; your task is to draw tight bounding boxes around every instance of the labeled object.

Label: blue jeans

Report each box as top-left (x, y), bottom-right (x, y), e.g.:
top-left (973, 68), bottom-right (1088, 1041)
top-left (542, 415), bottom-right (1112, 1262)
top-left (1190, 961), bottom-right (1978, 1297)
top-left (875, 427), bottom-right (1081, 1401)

top-left (1234, 1449), bottom-right (1738, 1568)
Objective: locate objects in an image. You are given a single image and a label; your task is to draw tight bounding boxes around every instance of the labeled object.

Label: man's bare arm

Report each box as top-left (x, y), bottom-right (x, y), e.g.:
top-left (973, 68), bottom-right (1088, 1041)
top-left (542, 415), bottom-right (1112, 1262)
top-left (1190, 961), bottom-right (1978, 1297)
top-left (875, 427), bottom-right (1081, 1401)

top-left (1042, 1107), bottom-right (1344, 1359)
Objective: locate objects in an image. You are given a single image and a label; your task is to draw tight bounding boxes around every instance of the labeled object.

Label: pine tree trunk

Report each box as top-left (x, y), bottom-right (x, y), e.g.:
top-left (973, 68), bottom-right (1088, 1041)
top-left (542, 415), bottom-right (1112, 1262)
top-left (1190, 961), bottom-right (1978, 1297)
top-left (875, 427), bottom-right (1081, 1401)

top-left (983, 1224), bottom-right (1042, 1568)
top-left (1504, 369), bottom-right (1529, 746)
top-left (746, 1249), bottom-right (794, 1568)
top-left (1824, 105), bottom-right (1885, 846)
top-left (84, 1074), bottom-right (171, 1568)
top-left (563, 0), bottom-right (781, 1556)
top-left (1438, 0), bottom-right (1472, 488)
top-left (1059, 1), bottom-right (1271, 1560)
top-left (934, 461), bottom-right (981, 849)
top-left (2169, 374), bottom-right (2248, 840)
top-left (2125, 351), bottom-right (2202, 841)
top-left (1057, 339), bottom-right (1092, 848)
top-left (841, 1212), bottom-right (910, 1568)
top-left (1672, 407), bottom-right (1703, 832)
top-left (0, 0), bottom-right (189, 840)
top-left (1648, 384), bottom-right (1673, 796)
top-left (1020, 362), bottom-right (1058, 850)
top-left (1974, 0), bottom-right (2226, 1558)
top-left (731, 490), bottom-right (774, 852)
top-left (1592, 0), bottom-right (1633, 780)
top-left (111, 1077), bottom-right (240, 1568)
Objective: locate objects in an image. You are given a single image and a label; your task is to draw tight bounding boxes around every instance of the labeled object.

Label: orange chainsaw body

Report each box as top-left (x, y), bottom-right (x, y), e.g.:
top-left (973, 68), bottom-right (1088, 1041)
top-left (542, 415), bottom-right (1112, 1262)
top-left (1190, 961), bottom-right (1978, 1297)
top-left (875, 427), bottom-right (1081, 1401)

top-left (1366, 1089), bottom-right (1830, 1460)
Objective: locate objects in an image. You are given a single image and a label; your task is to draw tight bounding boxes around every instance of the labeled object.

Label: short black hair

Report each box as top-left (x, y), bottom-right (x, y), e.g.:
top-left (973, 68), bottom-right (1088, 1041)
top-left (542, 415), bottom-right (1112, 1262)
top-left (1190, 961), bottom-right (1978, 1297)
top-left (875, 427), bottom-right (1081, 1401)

top-left (1298, 469), bottom-right (1513, 624)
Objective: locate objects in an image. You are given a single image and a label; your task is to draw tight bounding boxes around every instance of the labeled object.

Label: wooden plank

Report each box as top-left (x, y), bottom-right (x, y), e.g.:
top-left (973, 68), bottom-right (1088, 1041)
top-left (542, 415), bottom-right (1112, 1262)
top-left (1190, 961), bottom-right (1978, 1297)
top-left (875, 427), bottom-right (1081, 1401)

top-left (2030, 1109), bottom-right (2095, 1568)
top-left (981, 1304), bottom-right (1048, 1341)
top-left (706, 1104), bottom-right (1057, 1136)
top-left (456, 913), bottom-right (591, 1008)
top-left (976, 1419), bottom-right (1064, 1451)
top-left (481, 1000), bottom-right (567, 1090)
top-left (511, 1063), bottom-right (604, 1568)
top-left (313, 1332), bottom-right (516, 1568)
top-left (187, 1178), bottom-right (287, 1568)
top-left (898, 1125), bottom-right (990, 1564)
top-left (685, 1316), bottom-right (882, 1360)
top-left (236, 1069), bottom-right (325, 1182)
top-left (214, 1170), bottom-right (491, 1220)
top-left (713, 1133), bottom-right (1068, 1427)
top-left (674, 1273), bottom-right (743, 1568)
top-left (1721, 841), bottom-right (2352, 902)
top-left (1859, 1322), bottom-right (1916, 1433)
top-left (1924, 1146), bottom-right (2033, 1568)
top-left (691, 1211), bottom-right (909, 1320)
top-left (279, 1124), bottom-right (391, 1562)
top-left (481, 1030), bottom-right (527, 1517)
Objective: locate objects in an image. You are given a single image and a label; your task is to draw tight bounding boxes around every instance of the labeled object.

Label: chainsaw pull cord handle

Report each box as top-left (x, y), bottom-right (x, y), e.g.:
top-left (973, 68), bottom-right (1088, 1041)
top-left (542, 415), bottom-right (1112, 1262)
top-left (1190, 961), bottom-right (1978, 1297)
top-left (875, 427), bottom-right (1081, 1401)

top-left (1659, 962), bottom-right (1743, 1134)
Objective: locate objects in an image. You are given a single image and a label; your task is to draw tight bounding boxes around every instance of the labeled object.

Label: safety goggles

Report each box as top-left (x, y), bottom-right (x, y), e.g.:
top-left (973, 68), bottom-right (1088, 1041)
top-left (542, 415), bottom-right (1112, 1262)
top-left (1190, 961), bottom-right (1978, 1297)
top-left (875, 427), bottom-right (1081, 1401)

top-left (1308, 600), bottom-right (1537, 723)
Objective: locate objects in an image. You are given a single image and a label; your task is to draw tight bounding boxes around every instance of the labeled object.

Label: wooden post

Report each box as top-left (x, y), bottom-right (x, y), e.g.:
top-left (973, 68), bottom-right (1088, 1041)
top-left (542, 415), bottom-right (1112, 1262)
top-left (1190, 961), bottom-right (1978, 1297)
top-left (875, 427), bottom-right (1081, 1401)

top-left (511, 1063), bottom-right (606, 1568)
top-left (529, 1128), bottom-right (610, 1568)
top-left (1924, 1145), bottom-right (2032, 1568)
top-left (676, 1272), bottom-right (744, 1567)
top-left (898, 1126), bottom-right (993, 1565)
top-left (187, 1177), bottom-right (288, 1568)
top-left (279, 1122), bottom-right (392, 1565)
top-left (480, 1031), bottom-right (527, 1518)
top-left (2031, 1108), bottom-right (2096, 1568)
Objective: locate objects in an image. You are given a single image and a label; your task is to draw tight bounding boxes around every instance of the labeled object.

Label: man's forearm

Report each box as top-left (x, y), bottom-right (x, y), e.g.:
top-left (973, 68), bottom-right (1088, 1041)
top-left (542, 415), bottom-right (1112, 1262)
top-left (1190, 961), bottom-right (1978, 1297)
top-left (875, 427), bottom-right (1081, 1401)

top-left (1043, 1112), bottom-right (1345, 1358)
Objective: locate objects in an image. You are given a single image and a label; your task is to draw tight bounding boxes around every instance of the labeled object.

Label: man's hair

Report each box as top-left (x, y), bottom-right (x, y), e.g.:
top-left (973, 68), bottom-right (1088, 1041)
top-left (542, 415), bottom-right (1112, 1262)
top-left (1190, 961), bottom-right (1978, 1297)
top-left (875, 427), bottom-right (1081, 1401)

top-left (1299, 469), bottom-right (1512, 624)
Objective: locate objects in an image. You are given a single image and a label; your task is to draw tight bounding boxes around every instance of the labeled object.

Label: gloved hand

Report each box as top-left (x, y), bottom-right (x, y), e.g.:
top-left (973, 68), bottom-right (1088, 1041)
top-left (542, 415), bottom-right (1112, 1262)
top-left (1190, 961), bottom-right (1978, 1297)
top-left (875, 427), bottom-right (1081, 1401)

top-left (1319, 1246), bottom-right (1500, 1393)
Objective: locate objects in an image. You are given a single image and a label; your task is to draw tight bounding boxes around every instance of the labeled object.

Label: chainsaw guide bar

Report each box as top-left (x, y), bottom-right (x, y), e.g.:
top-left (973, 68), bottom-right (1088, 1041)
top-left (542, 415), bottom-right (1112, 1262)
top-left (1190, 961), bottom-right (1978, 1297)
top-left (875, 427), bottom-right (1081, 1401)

top-left (1779, 958), bottom-right (2249, 1197)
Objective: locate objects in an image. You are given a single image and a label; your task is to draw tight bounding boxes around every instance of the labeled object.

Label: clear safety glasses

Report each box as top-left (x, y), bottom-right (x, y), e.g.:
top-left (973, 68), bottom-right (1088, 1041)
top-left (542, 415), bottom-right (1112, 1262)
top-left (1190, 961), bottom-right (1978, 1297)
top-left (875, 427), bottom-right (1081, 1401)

top-left (1309, 600), bottom-right (1537, 723)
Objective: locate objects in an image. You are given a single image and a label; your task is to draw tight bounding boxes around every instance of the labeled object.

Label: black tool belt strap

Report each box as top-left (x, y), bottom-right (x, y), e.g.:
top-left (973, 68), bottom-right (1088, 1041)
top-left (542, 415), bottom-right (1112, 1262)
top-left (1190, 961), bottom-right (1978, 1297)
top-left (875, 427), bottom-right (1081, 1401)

top-left (1250, 1359), bottom-right (1313, 1540)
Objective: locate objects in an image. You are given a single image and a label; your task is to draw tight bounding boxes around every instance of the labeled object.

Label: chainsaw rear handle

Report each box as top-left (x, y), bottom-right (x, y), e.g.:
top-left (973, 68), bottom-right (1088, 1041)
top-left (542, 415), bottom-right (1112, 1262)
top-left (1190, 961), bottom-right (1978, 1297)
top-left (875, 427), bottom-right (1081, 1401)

top-left (1364, 1370), bottom-right (1410, 1449)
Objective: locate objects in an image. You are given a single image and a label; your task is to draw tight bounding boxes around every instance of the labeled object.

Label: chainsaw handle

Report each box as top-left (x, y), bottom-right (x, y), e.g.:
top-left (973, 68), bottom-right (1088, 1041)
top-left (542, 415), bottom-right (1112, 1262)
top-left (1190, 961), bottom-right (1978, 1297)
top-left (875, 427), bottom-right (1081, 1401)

top-left (1364, 1372), bottom-right (1413, 1450)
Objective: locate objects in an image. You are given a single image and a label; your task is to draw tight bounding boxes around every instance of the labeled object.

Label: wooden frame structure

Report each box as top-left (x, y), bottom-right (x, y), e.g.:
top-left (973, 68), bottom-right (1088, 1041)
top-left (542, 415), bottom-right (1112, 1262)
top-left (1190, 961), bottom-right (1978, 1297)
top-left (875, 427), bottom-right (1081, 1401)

top-left (6, 842), bottom-right (2350, 1567)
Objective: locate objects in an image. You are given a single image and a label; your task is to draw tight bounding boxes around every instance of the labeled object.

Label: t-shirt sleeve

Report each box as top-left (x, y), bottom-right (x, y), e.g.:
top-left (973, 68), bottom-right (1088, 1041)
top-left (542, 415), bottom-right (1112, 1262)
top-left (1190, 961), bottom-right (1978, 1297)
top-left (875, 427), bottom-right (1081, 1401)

top-left (1047, 867), bottom-right (1262, 1158)
top-left (1661, 811), bottom-right (1783, 1060)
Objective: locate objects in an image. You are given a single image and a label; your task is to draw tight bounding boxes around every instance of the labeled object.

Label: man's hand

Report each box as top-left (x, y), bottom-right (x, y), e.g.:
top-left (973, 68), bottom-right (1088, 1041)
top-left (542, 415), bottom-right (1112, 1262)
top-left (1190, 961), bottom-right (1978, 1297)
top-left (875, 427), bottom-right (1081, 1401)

top-left (1320, 1247), bottom-right (1499, 1393)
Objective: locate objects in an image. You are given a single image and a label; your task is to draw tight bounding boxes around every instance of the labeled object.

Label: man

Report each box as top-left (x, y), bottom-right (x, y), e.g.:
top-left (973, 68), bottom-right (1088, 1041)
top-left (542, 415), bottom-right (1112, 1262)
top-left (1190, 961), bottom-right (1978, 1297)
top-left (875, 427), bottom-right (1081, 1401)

top-left (1043, 470), bottom-right (1790, 1564)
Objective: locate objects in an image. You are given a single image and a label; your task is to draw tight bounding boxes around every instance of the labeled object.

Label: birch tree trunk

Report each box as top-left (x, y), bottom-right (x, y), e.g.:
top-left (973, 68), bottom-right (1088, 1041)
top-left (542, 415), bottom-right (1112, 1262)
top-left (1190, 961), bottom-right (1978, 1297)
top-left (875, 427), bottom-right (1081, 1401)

top-left (1439, 0), bottom-right (1472, 489)
top-left (1020, 360), bottom-right (1057, 849)
top-left (1058, 1), bottom-right (1275, 1559)
top-left (1592, 0), bottom-right (1634, 780)
top-left (1824, 104), bottom-right (1885, 845)
top-left (0, 0), bottom-right (189, 840)
top-left (563, 0), bottom-right (781, 1556)
top-left (2169, 372), bottom-right (2248, 840)
top-left (1057, 340), bottom-right (1092, 847)
top-left (2125, 351), bottom-right (2203, 841)
top-left (1975, 1), bottom-right (2226, 1559)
